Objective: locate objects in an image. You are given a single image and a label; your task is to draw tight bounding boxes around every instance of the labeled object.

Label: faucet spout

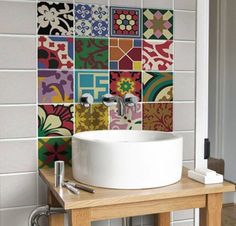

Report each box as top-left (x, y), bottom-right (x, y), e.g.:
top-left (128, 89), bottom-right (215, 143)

top-left (115, 96), bottom-right (125, 116)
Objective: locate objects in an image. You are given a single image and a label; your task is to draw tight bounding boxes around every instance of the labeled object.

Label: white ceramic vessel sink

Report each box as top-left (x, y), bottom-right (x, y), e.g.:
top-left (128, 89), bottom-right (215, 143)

top-left (72, 130), bottom-right (183, 189)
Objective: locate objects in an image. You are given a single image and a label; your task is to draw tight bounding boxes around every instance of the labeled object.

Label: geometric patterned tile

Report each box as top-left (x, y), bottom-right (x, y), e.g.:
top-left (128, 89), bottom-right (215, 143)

top-left (143, 72), bottom-right (173, 102)
top-left (110, 6), bottom-right (141, 38)
top-left (143, 103), bottom-right (173, 132)
top-left (110, 103), bottom-right (142, 130)
top-left (37, 2), bottom-right (74, 36)
top-left (110, 38), bottom-right (142, 70)
top-left (75, 4), bottom-right (109, 37)
top-left (142, 40), bottom-right (173, 71)
top-left (38, 36), bottom-right (74, 69)
top-left (143, 9), bottom-right (173, 40)
top-left (38, 104), bottom-right (74, 137)
top-left (38, 70), bottom-right (73, 103)
top-left (75, 71), bottom-right (109, 103)
top-left (38, 137), bottom-right (72, 169)
top-left (75, 104), bottom-right (108, 132)
top-left (110, 71), bottom-right (141, 100)
top-left (75, 38), bottom-right (108, 69)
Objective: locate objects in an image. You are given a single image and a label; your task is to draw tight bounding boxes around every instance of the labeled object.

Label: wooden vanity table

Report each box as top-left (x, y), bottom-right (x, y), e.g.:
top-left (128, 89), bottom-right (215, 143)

top-left (39, 167), bottom-right (235, 226)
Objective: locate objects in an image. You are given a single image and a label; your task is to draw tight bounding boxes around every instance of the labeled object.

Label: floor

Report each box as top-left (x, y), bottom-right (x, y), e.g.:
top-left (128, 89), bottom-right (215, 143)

top-left (222, 205), bottom-right (236, 226)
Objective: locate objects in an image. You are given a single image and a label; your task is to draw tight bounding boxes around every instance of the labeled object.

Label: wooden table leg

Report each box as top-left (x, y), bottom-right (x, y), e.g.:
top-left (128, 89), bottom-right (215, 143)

top-left (200, 193), bottom-right (222, 226)
top-left (155, 213), bottom-right (171, 226)
top-left (48, 190), bottom-right (64, 226)
top-left (69, 209), bottom-right (91, 226)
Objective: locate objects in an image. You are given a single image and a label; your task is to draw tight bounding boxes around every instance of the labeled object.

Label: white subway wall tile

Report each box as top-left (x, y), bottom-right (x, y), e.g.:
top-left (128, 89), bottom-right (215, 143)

top-left (92, 220), bottom-right (109, 226)
top-left (0, 106), bottom-right (36, 139)
top-left (0, 71), bottom-right (36, 104)
top-left (174, 11), bottom-right (196, 40)
top-left (0, 2), bottom-right (36, 35)
top-left (110, 0), bottom-right (141, 8)
top-left (174, 0), bottom-right (196, 10)
top-left (0, 173), bottom-right (37, 208)
top-left (172, 209), bottom-right (194, 221)
top-left (0, 36), bottom-right (36, 69)
top-left (183, 161), bottom-right (194, 170)
top-left (173, 132), bottom-right (194, 160)
top-left (174, 42), bottom-right (196, 71)
top-left (110, 218), bottom-right (122, 226)
top-left (174, 103), bottom-right (195, 131)
top-left (38, 176), bottom-right (48, 205)
top-left (143, 0), bottom-right (173, 9)
top-left (0, 139), bottom-right (37, 174)
top-left (174, 72), bottom-right (195, 101)
top-left (172, 220), bottom-right (194, 226)
top-left (0, 206), bottom-right (36, 226)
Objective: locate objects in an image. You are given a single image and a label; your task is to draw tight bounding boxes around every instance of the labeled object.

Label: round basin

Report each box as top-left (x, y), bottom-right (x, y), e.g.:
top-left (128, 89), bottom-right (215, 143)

top-left (72, 130), bottom-right (183, 189)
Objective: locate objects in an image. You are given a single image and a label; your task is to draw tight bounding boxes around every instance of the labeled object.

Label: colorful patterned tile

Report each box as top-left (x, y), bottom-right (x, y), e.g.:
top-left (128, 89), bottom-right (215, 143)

top-left (38, 36), bottom-right (73, 69)
top-left (38, 70), bottom-right (73, 103)
top-left (110, 38), bottom-right (142, 70)
top-left (75, 4), bottom-right (109, 37)
top-left (143, 103), bottom-right (173, 132)
top-left (110, 7), bottom-right (141, 38)
top-left (75, 71), bottom-right (109, 103)
top-left (110, 104), bottom-right (142, 130)
top-left (38, 104), bottom-right (74, 137)
top-left (75, 38), bottom-right (108, 69)
top-left (110, 71), bottom-right (141, 99)
top-left (75, 104), bottom-right (108, 132)
top-left (37, 2), bottom-right (74, 36)
top-left (38, 137), bottom-right (72, 169)
top-left (143, 72), bottom-right (173, 102)
top-left (143, 9), bottom-right (173, 40)
top-left (142, 40), bottom-right (173, 71)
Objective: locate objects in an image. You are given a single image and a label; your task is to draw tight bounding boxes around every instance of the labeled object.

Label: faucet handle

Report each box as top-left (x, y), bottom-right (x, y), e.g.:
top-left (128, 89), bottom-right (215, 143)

top-left (80, 93), bottom-right (94, 108)
top-left (124, 93), bottom-right (139, 112)
top-left (102, 94), bottom-right (117, 107)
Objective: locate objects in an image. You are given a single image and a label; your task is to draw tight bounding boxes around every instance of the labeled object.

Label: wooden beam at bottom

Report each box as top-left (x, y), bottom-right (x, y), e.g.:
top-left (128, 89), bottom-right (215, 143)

top-left (90, 195), bottom-right (206, 221)
top-left (200, 193), bottom-right (222, 226)
top-left (69, 209), bottom-right (91, 226)
top-left (155, 213), bottom-right (171, 226)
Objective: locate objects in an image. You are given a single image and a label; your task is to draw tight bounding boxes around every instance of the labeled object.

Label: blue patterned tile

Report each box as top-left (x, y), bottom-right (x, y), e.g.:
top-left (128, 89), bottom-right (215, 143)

top-left (75, 71), bottom-right (109, 103)
top-left (75, 4), bottom-right (109, 37)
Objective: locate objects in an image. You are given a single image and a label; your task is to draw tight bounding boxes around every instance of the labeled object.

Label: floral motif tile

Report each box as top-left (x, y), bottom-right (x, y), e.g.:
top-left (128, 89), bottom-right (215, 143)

top-left (143, 9), bottom-right (173, 40)
top-left (75, 104), bottom-right (108, 132)
top-left (38, 36), bottom-right (73, 69)
top-left (110, 104), bottom-right (142, 130)
top-left (38, 104), bottom-right (74, 137)
top-left (37, 2), bottom-right (73, 36)
top-left (110, 7), bottom-right (141, 38)
top-left (143, 103), bottom-right (173, 132)
top-left (75, 38), bottom-right (108, 69)
top-left (75, 71), bottom-right (109, 103)
top-left (110, 38), bottom-right (142, 70)
top-left (38, 137), bottom-right (72, 169)
top-left (142, 40), bottom-right (173, 71)
top-left (75, 4), bottom-right (109, 37)
top-left (38, 70), bottom-right (73, 103)
top-left (143, 72), bottom-right (173, 102)
top-left (110, 71), bottom-right (141, 99)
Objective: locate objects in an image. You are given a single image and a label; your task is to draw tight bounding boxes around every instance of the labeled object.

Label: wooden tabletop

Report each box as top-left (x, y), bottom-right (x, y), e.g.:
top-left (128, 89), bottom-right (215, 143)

top-left (39, 167), bottom-right (235, 210)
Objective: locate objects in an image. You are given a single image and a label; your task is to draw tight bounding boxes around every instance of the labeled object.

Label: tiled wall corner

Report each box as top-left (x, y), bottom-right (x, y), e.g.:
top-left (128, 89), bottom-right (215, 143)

top-left (0, 0), bottom-right (197, 225)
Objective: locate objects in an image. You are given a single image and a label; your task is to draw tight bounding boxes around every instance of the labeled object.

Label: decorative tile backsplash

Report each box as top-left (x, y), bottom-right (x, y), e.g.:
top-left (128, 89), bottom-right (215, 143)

top-left (37, 1), bottom-right (194, 169)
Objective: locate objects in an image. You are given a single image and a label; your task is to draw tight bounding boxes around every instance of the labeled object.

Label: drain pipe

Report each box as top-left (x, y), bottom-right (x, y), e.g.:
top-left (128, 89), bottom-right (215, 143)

top-left (29, 205), bottom-right (66, 226)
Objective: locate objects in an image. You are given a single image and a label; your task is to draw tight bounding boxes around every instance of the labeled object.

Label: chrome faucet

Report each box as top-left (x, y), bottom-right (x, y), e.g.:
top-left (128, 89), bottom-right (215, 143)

top-left (102, 94), bottom-right (126, 116)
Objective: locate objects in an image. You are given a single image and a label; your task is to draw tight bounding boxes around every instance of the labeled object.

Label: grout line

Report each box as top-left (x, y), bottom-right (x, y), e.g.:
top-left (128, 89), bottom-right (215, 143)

top-left (0, 205), bottom-right (38, 212)
top-left (0, 171), bottom-right (37, 177)
top-left (0, 137), bottom-right (37, 142)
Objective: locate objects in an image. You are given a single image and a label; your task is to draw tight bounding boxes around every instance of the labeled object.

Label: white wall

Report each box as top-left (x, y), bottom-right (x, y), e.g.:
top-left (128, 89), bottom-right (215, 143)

top-left (223, 0), bottom-right (236, 183)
